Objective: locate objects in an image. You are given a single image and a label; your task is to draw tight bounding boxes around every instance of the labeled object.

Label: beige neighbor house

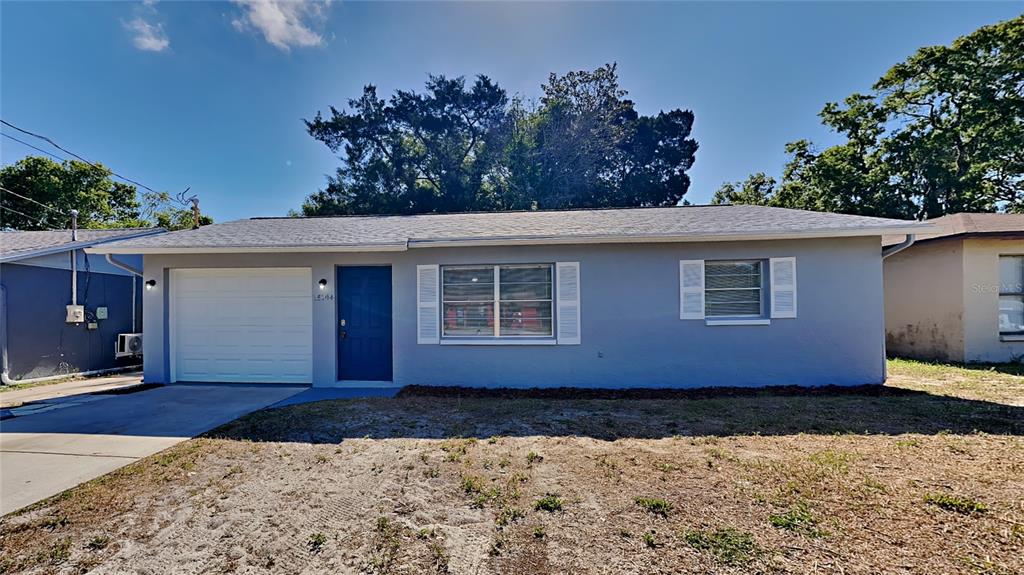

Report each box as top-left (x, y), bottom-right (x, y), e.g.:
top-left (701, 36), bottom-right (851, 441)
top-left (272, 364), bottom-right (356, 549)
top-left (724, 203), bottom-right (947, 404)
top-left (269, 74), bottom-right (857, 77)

top-left (884, 213), bottom-right (1024, 363)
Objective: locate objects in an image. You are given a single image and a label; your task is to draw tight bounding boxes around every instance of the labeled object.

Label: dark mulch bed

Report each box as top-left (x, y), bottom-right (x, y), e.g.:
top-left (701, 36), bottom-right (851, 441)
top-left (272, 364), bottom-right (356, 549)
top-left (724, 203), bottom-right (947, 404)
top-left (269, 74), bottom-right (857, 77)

top-left (396, 383), bottom-right (921, 401)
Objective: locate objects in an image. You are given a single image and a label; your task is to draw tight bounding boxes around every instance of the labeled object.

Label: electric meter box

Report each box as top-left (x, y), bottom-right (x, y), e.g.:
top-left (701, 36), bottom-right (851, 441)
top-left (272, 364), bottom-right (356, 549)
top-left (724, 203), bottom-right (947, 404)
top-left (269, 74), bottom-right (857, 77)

top-left (66, 305), bottom-right (85, 323)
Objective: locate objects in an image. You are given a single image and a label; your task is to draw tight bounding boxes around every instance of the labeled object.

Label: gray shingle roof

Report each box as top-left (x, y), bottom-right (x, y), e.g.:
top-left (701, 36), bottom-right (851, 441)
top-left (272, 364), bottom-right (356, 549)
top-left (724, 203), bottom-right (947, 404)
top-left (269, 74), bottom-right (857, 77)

top-left (1, 228), bottom-right (163, 261)
top-left (88, 205), bottom-right (933, 254)
top-left (883, 212), bottom-right (1024, 246)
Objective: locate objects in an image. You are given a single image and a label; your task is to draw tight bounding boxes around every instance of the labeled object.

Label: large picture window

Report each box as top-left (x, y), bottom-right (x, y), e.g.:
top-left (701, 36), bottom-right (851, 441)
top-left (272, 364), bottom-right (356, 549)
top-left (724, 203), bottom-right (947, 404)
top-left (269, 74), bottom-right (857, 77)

top-left (999, 256), bottom-right (1024, 334)
top-left (442, 264), bottom-right (553, 338)
top-left (704, 260), bottom-right (764, 317)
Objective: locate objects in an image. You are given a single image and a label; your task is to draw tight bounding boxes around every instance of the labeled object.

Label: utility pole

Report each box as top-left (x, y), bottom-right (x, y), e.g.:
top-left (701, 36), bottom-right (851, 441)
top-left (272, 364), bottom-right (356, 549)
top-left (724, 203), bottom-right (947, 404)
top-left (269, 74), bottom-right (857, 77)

top-left (190, 197), bottom-right (201, 229)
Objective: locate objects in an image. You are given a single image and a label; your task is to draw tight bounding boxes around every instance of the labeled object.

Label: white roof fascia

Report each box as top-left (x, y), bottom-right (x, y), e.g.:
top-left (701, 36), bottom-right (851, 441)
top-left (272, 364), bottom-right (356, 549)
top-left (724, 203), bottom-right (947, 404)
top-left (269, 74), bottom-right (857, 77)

top-left (82, 224), bottom-right (937, 255)
top-left (1, 229), bottom-right (165, 263)
top-left (86, 242), bottom-right (411, 255)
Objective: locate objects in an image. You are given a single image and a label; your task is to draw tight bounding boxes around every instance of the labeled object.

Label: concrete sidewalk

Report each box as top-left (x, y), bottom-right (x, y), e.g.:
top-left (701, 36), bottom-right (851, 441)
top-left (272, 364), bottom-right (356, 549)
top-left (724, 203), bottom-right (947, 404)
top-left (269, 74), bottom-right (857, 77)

top-left (1, 383), bottom-right (304, 514)
top-left (0, 371), bottom-right (144, 409)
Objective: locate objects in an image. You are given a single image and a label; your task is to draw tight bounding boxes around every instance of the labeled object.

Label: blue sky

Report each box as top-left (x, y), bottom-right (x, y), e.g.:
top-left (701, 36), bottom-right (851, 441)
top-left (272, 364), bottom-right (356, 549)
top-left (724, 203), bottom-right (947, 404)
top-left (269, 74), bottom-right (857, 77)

top-left (1, 1), bottom-right (1020, 223)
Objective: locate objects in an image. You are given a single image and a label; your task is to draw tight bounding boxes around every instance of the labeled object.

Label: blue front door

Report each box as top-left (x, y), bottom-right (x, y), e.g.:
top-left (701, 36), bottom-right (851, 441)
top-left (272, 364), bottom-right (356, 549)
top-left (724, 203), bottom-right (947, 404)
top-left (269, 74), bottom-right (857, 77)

top-left (337, 266), bottom-right (393, 381)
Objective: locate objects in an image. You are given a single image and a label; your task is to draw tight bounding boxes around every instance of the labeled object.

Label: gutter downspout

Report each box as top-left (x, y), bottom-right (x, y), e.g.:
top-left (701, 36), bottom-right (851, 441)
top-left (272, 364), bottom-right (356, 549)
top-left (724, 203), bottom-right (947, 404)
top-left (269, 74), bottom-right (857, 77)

top-left (104, 254), bottom-right (142, 276)
top-left (879, 233), bottom-right (916, 383)
top-left (104, 254), bottom-right (142, 334)
top-left (882, 234), bottom-right (916, 259)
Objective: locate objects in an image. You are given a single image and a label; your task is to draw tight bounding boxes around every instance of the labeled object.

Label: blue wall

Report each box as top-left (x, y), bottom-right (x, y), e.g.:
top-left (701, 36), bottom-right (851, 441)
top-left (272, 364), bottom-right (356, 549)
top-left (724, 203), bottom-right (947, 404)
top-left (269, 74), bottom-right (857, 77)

top-left (141, 236), bottom-right (886, 388)
top-left (1, 262), bottom-right (142, 380)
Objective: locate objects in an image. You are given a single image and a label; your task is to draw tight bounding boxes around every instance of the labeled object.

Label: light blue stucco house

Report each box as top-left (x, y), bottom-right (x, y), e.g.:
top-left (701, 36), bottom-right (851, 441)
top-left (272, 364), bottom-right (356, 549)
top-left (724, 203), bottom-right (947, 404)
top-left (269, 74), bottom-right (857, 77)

top-left (86, 205), bottom-right (931, 389)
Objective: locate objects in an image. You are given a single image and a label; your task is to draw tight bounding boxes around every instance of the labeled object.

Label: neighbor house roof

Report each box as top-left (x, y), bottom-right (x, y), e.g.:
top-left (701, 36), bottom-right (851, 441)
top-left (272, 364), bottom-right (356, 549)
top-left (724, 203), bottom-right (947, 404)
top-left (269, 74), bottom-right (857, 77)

top-left (1, 228), bottom-right (165, 263)
top-left (881, 213), bottom-right (1024, 246)
top-left (86, 205), bottom-right (933, 255)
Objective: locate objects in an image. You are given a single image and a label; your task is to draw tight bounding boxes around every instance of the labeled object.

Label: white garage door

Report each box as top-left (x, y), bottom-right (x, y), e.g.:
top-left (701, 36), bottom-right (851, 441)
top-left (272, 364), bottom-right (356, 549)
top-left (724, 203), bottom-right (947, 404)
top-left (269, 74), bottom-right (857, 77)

top-left (171, 268), bottom-right (313, 384)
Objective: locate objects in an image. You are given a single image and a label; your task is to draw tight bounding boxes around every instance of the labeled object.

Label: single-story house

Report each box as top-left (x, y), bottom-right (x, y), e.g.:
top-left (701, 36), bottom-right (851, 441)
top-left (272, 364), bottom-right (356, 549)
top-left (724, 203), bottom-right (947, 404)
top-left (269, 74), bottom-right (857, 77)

top-left (1, 228), bottom-right (163, 383)
top-left (86, 205), bottom-right (930, 389)
top-left (884, 212), bottom-right (1024, 363)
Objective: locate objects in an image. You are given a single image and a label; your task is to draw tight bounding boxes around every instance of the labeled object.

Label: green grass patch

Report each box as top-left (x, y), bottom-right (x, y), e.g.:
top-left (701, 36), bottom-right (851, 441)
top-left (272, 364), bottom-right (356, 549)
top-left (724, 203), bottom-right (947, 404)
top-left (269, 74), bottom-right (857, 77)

top-left (809, 449), bottom-right (854, 473)
top-left (768, 501), bottom-right (822, 537)
top-left (634, 497), bottom-right (672, 517)
top-left (683, 528), bottom-right (759, 565)
top-left (534, 494), bottom-right (563, 512)
top-left (924, 493), bottom-right (988, 514)
top-left (308, 532), bottom-right (327, 553)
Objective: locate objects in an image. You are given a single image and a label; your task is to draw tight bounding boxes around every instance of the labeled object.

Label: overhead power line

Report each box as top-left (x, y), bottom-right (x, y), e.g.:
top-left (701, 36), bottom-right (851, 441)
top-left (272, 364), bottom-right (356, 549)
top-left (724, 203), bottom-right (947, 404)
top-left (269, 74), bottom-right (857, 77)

top-left (0, 185), bottom-right (66, 215)
top-left (0, 204), bottom-right (59, 230)
top-left (1, 132), bottom-right (67, 162)
top-left (1, 119), bottom-right (160, 194)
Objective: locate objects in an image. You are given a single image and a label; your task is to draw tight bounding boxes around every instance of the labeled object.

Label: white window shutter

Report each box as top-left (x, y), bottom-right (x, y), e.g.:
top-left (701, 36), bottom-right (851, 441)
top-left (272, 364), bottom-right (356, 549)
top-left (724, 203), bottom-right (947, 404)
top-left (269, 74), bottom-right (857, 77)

top-left (679, 260), bottom-right (705, 319)
top-left (556, 262), bottom-right (581, 345)
top-left (770, 257), bottom-right (797, 318)
top-left (417, 264), bottom-right (440, 343)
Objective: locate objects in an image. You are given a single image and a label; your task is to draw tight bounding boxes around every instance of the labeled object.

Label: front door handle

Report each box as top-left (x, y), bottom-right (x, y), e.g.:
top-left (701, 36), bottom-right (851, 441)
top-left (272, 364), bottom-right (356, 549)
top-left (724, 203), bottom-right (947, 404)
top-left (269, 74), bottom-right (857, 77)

top-left (340, 330), bottom-right (347, 339)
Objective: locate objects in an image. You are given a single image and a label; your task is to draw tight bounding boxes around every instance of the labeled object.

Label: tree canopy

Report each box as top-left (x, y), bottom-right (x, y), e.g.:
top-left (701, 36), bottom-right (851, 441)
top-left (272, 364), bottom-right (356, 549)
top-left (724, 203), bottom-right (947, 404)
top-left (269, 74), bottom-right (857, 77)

top-left (0, 156), bottom-right (210, 231)
top-left (302, 64), bottom-right (698, 215)
top-left (713, 15), bottom-right (1023, 219)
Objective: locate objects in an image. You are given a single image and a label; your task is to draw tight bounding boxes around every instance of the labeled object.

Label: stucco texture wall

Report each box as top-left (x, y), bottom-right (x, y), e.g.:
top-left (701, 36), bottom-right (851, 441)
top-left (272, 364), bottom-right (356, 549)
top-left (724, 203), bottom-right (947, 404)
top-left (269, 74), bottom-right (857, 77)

top-left (142, 236), bottom-right (886, 388)
top-left (962, 238), bottom-right (1024, 363)
top-left (1, 263), bottom-right (142, 379)
top-left (883, 240), bottom-right (966, 362)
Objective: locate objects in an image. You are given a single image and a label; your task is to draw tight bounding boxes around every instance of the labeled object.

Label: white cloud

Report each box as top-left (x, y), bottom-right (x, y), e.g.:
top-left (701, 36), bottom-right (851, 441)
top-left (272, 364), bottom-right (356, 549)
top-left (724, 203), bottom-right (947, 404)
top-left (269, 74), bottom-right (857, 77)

top-left (231, 0), bottom-right (329, 51)
top-left (124, 16), bottom-right (170, 52)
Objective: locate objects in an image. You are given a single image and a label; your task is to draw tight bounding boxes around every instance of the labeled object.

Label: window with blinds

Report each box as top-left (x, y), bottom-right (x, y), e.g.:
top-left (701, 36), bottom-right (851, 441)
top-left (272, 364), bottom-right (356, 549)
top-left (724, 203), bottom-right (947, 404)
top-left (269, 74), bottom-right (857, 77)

top-left (704, 260), bottom-right (764, 317)
top-left (999, 256), bottom-right (1024, 334)
top-left (441, 264), bottom-right (553, 338)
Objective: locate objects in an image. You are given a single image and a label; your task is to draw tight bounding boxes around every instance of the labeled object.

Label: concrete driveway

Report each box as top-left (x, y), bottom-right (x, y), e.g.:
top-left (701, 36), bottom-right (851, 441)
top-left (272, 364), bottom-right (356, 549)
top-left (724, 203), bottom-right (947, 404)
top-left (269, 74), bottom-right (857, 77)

top-left (0, 384), bottom-right (304, 515)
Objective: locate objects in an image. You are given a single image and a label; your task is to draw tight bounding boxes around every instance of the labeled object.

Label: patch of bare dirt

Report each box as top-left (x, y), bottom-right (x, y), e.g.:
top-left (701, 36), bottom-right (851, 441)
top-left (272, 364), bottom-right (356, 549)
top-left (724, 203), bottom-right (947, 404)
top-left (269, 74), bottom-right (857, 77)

top-left (2, 380), bottom-right (1023, 574)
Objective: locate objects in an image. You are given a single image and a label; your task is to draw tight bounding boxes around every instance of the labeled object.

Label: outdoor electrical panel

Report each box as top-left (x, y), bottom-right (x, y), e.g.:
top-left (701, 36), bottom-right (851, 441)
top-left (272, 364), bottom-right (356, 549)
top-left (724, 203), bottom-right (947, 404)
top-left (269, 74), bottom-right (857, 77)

top-left (96, 307), bottom-right (109, 320)
top-left (66, 305), bottom-right (85, 323)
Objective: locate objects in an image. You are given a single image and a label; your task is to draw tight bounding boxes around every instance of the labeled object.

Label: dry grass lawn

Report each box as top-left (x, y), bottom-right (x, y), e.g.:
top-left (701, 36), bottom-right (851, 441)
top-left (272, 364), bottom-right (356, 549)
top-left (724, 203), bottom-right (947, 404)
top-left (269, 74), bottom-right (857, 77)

top-left (2, 360), bottom-right (1022, 574)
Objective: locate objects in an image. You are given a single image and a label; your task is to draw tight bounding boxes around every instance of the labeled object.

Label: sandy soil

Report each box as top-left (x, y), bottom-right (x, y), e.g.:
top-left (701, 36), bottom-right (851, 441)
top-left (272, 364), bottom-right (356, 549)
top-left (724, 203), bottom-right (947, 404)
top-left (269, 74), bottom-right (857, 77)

top-left (1, 369), bottom-right (1022, 574)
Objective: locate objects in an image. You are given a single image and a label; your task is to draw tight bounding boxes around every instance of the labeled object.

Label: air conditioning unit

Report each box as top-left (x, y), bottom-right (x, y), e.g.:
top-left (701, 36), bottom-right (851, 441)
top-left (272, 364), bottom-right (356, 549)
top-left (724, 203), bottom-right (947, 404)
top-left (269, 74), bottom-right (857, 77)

top-left (116, 333), bottom-right (143, 358)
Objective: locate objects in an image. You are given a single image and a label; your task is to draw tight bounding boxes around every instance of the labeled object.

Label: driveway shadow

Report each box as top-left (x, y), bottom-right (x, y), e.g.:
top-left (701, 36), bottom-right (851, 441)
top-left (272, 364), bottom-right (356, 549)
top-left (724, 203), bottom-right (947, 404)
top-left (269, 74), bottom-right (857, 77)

top-left (206, 385), bottom-right (1024, 443)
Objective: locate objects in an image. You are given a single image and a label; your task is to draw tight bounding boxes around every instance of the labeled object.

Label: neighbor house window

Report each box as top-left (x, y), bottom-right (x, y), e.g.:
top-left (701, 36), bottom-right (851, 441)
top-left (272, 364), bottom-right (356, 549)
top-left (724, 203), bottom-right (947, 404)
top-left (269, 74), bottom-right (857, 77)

top-left (704, 260), bottom-right (764, 317)
top-left (999, 256), bottom-right (1024, 334)
top-left (442, 264), bottom-right (553, 338)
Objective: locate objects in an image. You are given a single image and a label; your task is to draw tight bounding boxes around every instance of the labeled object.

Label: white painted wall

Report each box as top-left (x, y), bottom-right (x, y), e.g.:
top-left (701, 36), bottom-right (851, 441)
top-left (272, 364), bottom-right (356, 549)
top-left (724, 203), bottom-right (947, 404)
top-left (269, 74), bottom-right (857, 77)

top-left (962, 238), bottom-right (1024, 363)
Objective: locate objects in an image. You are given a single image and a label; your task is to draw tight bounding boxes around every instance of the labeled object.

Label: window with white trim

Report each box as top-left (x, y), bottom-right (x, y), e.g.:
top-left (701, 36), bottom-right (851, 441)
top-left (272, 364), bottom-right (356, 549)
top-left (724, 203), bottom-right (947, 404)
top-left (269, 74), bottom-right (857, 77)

top-left (441, 264), bottom-right (553, 338)
top-left (704, 260), bottom-right (764, 317)
top-left (999, 256), bottom-right (1024, 334)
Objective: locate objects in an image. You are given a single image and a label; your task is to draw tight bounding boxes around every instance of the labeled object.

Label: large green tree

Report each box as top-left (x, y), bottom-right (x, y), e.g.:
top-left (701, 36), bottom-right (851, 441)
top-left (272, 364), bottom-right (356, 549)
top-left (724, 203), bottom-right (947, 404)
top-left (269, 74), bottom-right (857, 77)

top-left (301, 64), bottom-right (698, 215)
top-left (0, 156), bottom-right (141, 230)
top-left (715, 15), bottom-right (1023, 219)
top-left (0, 156), bottom-right (210, 231)
top-left (304, 75), bottom-right (509, 215)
